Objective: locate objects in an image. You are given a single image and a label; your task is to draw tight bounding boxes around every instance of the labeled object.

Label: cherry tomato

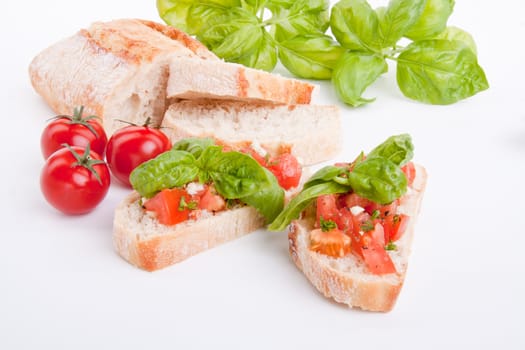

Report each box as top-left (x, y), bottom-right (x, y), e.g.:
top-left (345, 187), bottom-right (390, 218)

top-left (106, 124), bottom-right (172, 186)
top-left (40, 145), bottom-right (110, 215)
top-left (41, 106), bottom-right (107, 159)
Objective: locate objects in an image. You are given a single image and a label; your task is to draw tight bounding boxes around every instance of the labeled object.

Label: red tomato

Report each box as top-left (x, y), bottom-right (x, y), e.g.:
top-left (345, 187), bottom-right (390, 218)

top-left (144, 188), bottom-right (192, 226)
top-left (316, 194), bottom-right (339, 226)
top-left (309, 228), bottom-right (351, 258)
top-left (384, 213), bottom-right (410, 242)
top-left (401, 161), bottom-right (416, 187)
top-left (106, 124), bottom-right (171, 186)
top-left (198, 185), bottom-right (226, 212)
top-left (41, 106), bottom-right (107, 159)
top-left (40, 145), bottom-right (110, 215)
top-left (359, 228), bottom-right (397, 275)
top-left (266, 153), bottom-right (302, 190)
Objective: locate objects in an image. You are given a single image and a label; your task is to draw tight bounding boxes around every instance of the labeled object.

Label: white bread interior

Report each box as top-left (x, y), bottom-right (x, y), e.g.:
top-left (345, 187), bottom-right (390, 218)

top-left (288, 164), bottom-right (427, 312)
top-left (161, 100), bottom-right (342, 166)
top-left (113, 191), bottom-right (265, 271)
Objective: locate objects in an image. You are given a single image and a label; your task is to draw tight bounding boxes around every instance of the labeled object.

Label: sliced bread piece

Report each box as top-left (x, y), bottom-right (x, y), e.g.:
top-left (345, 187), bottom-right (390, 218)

top-left (167, 57), bottom-right (315, 105)
top-left (288, 164), bottom-right (427, 312)
top-left (161, 100), bottom-right (342, 166)
top-left (29, 19), bottom-right (214, 136)
top-left (113, 191), bottom-right (265, 271)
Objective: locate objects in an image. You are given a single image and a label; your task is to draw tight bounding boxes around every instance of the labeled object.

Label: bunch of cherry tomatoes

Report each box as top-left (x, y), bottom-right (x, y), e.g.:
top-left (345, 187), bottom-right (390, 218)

top-left (40, 106), bottom-right (172, 215)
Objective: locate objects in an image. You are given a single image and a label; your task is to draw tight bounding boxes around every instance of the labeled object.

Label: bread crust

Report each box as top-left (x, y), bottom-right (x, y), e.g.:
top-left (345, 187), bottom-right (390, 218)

top-left (288, 164), bottom-right (427, 312)
top-left (113, 192), bottom-right (265, 271)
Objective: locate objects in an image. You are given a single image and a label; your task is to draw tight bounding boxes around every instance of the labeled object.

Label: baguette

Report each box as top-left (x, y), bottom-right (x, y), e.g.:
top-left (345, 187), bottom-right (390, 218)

top-left (113, 191), bottom-right (265, 271)
top-left (161, 100), bottom-right (341, 166)
top-left (288, 164), bottom-right (427, 312)
top-left (29, 19), bottom-right (315, 136)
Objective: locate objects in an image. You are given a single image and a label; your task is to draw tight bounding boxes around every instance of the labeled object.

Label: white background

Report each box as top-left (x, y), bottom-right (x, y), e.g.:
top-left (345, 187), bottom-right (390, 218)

top-left (1, 0), bottom-right (524, 349)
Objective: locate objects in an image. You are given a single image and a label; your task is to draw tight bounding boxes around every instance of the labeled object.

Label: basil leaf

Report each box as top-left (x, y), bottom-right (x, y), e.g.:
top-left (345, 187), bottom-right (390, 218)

top-left (405, 0), bottom-right (455, 40)
top-left (332, 51), bottom-right (388, 107)
top-left (377, 0), bottom-right (426, 48)
top-left (157, 0), bottom-right (194, 33)
top-left (348, 157), bottom-right (407, 205)
top-left (241, 0), bottom-right (267, 14)
top-left (237, 31), bottom-right (278, 71)
top-left (278, 34), bottom-right (345, 79)
top-left (330, 0), bottom-right (382, 52)
top-left (268, 182), bottom-right (350, 231)
top-left (198, 8), bottom-right (263, 62)
top-left (197, 146), bottom-right (271, 199)
top-left (271, 0), bottom-right (330, 42)
top-left (241, 168), bottom-right (284, 223)
top-left (172, 137), bottom-right (216, 158)
top-left (367, 133), bottom-right (414, 167)
top-left (303, 165), bottom-right (348, 189)
top-left (396, 39), bottom-right (489, 104)
top-left (432, 26), bottom-right (477, 55)
top-left (129, 150), bottom-right (199, 198)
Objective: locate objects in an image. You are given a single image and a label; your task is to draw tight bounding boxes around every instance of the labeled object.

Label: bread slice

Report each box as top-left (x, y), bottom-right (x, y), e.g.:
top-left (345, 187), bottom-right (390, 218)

top-left (29, 19), bottom-right (315, 136)
top-left (161, 100), bottom-right (342, 166)
top-left (167, 57), bottom-right (314, 105)
top-left (113, 191), bottom-right (265, 271)
top-left (288, 164), bottom-right (427, 312)
top-left (29, 19), bottom-right (215, 136)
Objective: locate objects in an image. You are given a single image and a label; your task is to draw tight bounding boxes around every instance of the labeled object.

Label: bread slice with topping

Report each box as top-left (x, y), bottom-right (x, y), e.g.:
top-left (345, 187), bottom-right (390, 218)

top-left (161, 100), bottom-right (341, 166)
top-left (288, 164), bottom-right (427, 312)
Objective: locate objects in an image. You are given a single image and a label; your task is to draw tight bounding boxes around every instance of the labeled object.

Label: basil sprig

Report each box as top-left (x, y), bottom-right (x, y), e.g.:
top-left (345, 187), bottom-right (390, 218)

top-left (268, 134), bottom-right (413, 231)
top-left (129, 138), bottom-right (284, 223)
top-left (157, 0), bottom-right (488, 105)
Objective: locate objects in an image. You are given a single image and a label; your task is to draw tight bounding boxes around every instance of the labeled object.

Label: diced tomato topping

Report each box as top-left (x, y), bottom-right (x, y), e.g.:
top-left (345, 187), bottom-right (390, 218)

top-left (198, 185), bottom-right (226, 212)
top-left (401, 161), bottom-right (416, 187)
top-left (309, 228), bottom-right (351, 258)
top-left (359, 226), bottom-right (397, 275)
top-left (266, 153), bottom-right (302, 190)
top-left (316, 194), bottom-right (339, 226)
top-left (383, 213), bottom-right (409, 242)
top-left (144, 188), bottom-right (192, 226)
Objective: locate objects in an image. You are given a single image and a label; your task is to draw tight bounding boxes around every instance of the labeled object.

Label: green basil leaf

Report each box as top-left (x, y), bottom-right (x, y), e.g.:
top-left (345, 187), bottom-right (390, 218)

top-left (377, 0), bottom-right (426, 47)
top-left (330, 0), bottom-right (382, 52)
top-left (303, 165), bottom-right (348, 189)
top-left (197, 146), bottom-right (271, 199)
top-left (268, 182), bottom-right (350, 231)
top-left (157, 0), bottom-right (194, 33)
top-left (332, 51), bottom-right (388, 107)
top-left (241, 168), bottom-right (284, 223)
top-left (367, 133), bottom-right (414, 166)
top-left (278, 34), bottom-right (345, 79)
top-left (432, 26), bottom-right (477, 55)
top-left (396, 39), bottom-right (489, 104)
top-left (405, 0), bottom-right (455, 40)
top-left (271, 0), bottom-right (330, 42)
top-left (348, 157), bottom-right (407, 205)
top-left (241, 0), bottom-right (267, 14)
top-left (237, 30), bottom-right (278, 71)
top-left (130, 150), bottom-right (199, 198)
top-left (172, 137), bottom-right (216, 158)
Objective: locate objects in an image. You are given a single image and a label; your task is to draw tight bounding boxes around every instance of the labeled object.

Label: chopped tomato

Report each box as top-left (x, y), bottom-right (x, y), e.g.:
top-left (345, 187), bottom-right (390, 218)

top-left (340, 192), bottom-right (372, 210)
top-left (401, 161), bottom-right (416, 186)
top-left (266, 153), bottom-right (302, 190)
top-left (384, 213), bottom-right (410, 242)
top-left (359, 226), bottom-right (397, 275)
top-left (316, 194), bottom-right (339, 226)
top-left (198, 185), bottom-right (226, 212)
top-left (309, 228), bottom-right (351, 258)
top-left (144, 188), bottom-right (192, 226)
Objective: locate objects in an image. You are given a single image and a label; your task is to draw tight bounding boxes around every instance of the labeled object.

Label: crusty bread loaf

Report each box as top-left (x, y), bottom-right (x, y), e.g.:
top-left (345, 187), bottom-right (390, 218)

top-left (167, 57), bottom-right (315, 104)
top-left (113, 191), bottom-right (265, 271)
top-left (29, 19), bottom-right (315, 136)
top-left (29, 19), bottom-right (216, 136)
top-left (288, 164), bottom-right (427, 312)
top-left (161, 100), bottom-right (342, 166)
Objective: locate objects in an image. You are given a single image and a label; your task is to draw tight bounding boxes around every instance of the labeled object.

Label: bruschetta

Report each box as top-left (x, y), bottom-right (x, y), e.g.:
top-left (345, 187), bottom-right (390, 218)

top-left (113, 137), bottom-right (303, 271)
top-left (269, 134), bottom-right (427, 312)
